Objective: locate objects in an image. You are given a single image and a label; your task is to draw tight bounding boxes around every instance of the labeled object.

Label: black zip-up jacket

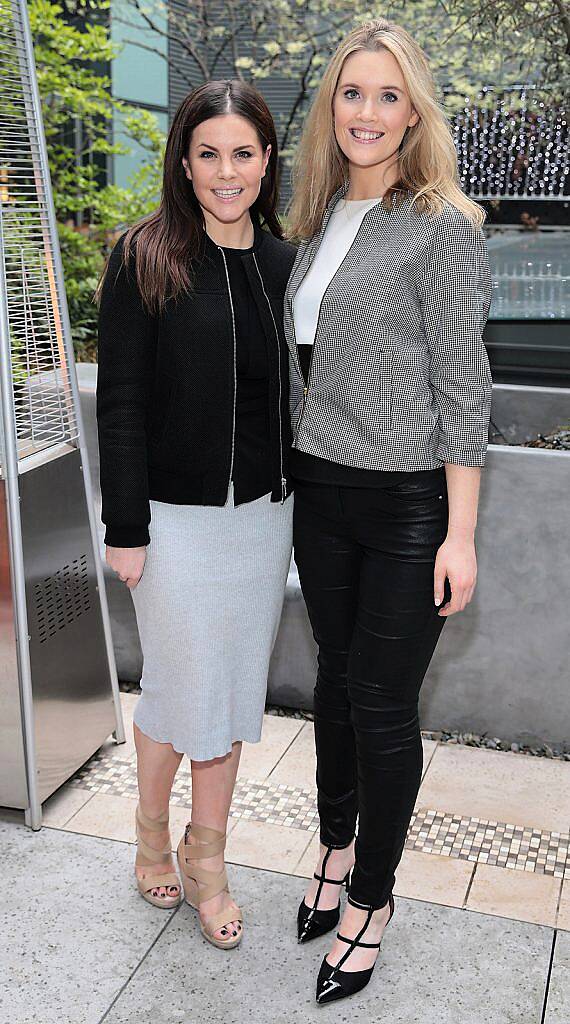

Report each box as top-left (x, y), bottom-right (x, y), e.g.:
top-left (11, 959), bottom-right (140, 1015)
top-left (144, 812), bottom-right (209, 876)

top-left (96, 217), bottom-right (297, 548)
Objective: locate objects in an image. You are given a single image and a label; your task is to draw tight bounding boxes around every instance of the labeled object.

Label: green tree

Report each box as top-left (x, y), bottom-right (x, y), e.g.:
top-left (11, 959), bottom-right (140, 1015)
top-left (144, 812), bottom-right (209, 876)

top-left (29, 0), bottom-right (165, 358)
top-left (122, 0), bottom-right (569, 158)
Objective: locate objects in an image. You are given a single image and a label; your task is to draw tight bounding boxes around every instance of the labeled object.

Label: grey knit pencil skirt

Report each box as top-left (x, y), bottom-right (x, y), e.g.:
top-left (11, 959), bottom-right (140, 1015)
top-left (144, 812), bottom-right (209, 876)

top-left (131, 484), bottom-right (293, 760)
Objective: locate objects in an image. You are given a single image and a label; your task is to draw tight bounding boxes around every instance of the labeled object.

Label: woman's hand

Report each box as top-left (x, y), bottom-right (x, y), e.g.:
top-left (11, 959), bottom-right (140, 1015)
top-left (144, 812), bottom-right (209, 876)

top-left (434, 464), bottom-right (481, 616)
top-left (433, 534), bottom-right (477, 616)
top-left (106, 545), bottom-right (147, 589)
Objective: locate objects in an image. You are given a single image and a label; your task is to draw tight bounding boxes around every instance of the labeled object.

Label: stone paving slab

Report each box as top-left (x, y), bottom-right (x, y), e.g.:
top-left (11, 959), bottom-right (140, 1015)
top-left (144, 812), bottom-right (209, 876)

top-left (0, 820), bottom-right (177, 1024)
top-left (104, 864), bottom-right (552, 1024)
top-left (417, 743), bottom-right (570, 836)
top-left (544, 930), bottom-right (570, 1024)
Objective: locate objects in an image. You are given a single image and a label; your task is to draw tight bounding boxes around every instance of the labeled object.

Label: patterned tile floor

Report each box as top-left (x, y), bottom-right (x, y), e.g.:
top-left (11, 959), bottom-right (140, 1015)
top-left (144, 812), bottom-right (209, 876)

top-left (69, 747), bottom-right (570, 880)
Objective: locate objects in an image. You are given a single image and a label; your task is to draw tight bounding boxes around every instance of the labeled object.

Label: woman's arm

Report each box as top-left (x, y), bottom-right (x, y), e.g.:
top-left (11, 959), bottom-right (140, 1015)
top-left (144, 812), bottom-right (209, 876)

top-left (434, 464), bottom-right (480, 615)
top-left (96, 234), bottom-right (158, 551)
top-left (417, 206), bottom-right (493, 616)
top-left (418, 204), bottom-right (493, 467)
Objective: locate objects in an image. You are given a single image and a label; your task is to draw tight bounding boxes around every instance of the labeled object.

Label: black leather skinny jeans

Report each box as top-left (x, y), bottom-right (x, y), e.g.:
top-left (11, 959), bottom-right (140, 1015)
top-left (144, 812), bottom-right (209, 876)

top-left (293, 467), bottom-right (452, 910)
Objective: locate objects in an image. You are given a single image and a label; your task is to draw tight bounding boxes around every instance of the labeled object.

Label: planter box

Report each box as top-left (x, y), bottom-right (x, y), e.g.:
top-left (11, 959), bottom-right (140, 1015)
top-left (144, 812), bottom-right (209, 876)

top-left (77, 364), bottom-right (143, 683)
top-left (77, 366), bottom-right (570, 748)
top-left (489, 382), bottom-right (570, 444)
top-left (422, 443), bottom-right (568, 747)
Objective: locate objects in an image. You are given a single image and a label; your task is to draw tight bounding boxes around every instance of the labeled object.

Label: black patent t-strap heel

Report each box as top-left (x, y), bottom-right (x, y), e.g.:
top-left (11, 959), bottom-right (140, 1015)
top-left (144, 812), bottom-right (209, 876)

top-left (297, 844), bottom-right (352, 944)
top-left (315, 892), bottom-right (395, 1004)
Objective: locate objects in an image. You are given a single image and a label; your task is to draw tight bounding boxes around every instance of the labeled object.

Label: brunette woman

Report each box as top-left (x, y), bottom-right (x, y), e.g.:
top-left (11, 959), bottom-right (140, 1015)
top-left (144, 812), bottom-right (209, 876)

top-left (284, 19), bottom-right (493, 1002)
top-left (96, 80), bottom-right (296, 950)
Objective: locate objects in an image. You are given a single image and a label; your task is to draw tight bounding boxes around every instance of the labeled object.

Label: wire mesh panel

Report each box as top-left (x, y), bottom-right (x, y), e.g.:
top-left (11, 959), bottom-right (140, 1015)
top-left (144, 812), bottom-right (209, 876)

top-left (0, 0), bottom-right (78, 461)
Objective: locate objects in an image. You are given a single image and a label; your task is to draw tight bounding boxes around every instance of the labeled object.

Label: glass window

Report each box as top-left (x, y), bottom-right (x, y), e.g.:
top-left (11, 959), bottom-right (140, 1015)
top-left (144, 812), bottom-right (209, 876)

top-left (112, 108), bottom-right (168, 190)
top-left (111, 0), bottom-right (168, 108)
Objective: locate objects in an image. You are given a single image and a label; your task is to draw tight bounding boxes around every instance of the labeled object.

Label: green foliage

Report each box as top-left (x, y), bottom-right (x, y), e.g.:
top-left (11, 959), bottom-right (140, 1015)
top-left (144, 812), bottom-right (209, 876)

top-left (29, 0), bottom-right (165, 358)
top-left (58, 221), bottom-right (105, 362)
top-left (10, 335), bottom-right (28, 388)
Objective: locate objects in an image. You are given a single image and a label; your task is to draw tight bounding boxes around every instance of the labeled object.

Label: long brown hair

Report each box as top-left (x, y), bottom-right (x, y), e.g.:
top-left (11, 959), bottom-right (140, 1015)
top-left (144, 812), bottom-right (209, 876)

top-left (96, 80), bottom-right (283, 313)
top-left (286, 18), bottom-right (485, 241)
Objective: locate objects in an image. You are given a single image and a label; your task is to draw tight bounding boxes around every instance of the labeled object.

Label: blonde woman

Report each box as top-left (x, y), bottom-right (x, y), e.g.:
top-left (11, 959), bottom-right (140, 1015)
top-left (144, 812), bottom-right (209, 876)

top-left (284, 19), bottom-right (493, 1003)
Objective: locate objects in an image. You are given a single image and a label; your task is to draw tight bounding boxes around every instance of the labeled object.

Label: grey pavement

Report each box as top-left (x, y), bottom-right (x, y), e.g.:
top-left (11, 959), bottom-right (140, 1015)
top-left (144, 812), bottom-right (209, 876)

top-left (546, 930), bottom-right (570, 1024)
top-left (1, 818), bottom-right (565, 1024)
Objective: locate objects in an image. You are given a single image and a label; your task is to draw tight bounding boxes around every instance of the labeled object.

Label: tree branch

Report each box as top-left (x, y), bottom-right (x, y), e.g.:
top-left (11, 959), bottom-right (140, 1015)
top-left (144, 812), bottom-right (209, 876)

top-left (552, 0), bottom-right (570, 53)
top-left (125, 0), bottom-right (210, 80)
top-left (280, 46), bottom-right (317, 154)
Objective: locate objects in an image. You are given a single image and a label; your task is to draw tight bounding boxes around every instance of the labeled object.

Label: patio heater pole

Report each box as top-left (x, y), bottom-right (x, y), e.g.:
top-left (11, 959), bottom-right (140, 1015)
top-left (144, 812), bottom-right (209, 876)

top-left (0, 205), bottom-right (41, 830)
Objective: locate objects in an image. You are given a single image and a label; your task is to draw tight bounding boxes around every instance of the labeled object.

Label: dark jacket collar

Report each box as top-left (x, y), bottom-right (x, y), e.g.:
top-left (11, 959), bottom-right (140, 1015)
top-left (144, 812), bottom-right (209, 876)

top-left (202, 213), bottom-right (267, 258)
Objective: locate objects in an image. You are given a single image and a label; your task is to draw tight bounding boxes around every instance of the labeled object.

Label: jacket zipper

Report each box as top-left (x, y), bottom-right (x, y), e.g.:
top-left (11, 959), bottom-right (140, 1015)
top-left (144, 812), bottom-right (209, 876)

top-left (291, 202), bottom-right (382, 447)
top-left (290, 276), bottom-right (328, 447)
top-left (287, 191), bottom-right (346, 442)
top-left (252, 252), bottom-right (287, 503)
top-left (217, 247), bottom-right (238, 497)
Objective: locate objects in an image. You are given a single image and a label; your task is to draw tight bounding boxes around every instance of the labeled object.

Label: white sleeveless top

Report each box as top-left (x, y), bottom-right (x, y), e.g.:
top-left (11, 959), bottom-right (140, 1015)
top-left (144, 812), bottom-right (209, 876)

top-left (292, 195), bottom-right (384, 346)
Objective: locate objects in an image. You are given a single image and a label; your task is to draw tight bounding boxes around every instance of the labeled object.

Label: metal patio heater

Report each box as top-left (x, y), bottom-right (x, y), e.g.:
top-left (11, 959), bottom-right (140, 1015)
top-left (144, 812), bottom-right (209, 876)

top-left (0, 0), bottom-right (124, 829)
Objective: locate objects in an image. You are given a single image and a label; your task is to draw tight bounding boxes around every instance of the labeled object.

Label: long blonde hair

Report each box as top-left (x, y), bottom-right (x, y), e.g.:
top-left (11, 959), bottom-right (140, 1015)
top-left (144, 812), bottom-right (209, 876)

top-left (286, 18), bottom-right (485, 240)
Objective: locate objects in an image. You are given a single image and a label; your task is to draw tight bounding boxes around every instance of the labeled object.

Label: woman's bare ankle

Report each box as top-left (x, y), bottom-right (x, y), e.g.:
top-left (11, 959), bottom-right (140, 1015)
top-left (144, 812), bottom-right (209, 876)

top-left (303, 840), bottom-right (355, 912)
top-left (318, 840), bottom-right (355, 866)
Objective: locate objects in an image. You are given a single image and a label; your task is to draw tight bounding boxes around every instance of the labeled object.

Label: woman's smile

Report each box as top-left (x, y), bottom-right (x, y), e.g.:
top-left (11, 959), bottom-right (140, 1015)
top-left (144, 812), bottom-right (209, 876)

top-left (211, 186), bottom-right (245, 202)
top-left (348, 127), bottom-right (385, 144)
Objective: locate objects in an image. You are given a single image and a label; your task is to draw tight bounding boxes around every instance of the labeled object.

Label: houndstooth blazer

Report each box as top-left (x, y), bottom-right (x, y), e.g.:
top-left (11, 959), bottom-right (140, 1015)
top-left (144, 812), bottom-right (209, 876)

top-left (283, 179), bottom-right (493, 470)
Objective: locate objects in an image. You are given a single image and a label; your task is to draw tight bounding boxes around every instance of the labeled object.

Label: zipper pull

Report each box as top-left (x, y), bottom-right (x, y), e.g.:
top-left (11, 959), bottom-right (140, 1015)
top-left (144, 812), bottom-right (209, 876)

top-left (281, 477), bottom-right (287, 503)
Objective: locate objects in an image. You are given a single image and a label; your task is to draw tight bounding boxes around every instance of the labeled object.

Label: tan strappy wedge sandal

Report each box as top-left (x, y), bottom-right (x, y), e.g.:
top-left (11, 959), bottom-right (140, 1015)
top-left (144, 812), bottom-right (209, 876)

top-left (177, 822), bottom-right (243, 949)
top-left (134, 803), bottom-right (182, 909)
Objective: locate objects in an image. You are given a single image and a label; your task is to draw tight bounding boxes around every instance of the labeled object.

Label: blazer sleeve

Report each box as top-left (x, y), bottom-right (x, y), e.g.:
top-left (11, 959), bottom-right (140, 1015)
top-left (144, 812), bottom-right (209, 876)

top-left (96, 233), bottom-right (157, 547)
top-left (417, 206), bottom-right (493, 467)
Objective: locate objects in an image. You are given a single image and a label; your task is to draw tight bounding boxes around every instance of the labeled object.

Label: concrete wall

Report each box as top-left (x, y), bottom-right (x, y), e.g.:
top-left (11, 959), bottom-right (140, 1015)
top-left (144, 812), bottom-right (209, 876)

top-left (489, 383), bottom-right (570, 444)
top-left (78, 366), bottom-right (570, 747)
top-left (423, 444), bottom-right (569, 747)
